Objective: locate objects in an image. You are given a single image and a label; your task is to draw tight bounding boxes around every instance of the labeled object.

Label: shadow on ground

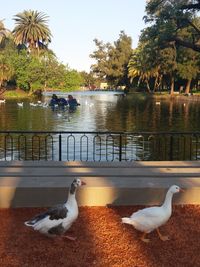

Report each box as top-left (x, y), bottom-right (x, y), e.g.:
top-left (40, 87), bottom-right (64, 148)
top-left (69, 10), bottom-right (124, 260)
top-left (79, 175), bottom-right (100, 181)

top-left (0, 205), bottom-right (200, 266)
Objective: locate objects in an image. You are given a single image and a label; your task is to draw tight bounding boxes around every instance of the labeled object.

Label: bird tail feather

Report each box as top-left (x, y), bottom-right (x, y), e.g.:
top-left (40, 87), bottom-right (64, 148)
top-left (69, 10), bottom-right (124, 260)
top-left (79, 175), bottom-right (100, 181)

top-left (122, 217), bottom-right (132, 225)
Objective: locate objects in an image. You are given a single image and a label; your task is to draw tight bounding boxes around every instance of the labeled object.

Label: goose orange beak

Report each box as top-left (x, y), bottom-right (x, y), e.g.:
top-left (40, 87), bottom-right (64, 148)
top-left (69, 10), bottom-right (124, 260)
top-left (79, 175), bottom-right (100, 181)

top-left (180, 188), bottom-right (185, 192)
top-left (81, 181), bottom-right (86, 186)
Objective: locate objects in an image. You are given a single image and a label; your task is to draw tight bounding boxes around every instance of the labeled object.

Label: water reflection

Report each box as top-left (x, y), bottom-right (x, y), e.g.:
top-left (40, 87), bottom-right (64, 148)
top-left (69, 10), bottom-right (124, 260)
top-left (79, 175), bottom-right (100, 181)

top-left (1, 92), bottom-right (200, 132)
top-left (1, 92), bottom-right (200, 161)
top-left (103, 94), bottom-right (200, 132)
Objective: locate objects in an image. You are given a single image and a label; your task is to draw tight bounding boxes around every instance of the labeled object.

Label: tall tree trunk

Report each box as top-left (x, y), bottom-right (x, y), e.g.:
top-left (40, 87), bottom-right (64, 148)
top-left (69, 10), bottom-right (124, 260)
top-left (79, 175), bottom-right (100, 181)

top-left (185, 79), bottom-right (191, 95)
top-left (170, 76), bottom-right (174, 95)
top-left (145, 78), bottom-right (151, 93)
top-left (153, 76), bottom-right (158, 92)
top-left (28, 83), bottom-right (32, 95)
top-left (154, 75), bottom-right (162, 92)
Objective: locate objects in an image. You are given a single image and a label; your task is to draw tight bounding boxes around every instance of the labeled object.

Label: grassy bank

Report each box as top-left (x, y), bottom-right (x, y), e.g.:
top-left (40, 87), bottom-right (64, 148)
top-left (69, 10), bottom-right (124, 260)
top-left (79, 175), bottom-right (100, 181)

top-left (1, 89), bottom-right (30, 99)
top-left (128, 91), bottom-right (200, 102)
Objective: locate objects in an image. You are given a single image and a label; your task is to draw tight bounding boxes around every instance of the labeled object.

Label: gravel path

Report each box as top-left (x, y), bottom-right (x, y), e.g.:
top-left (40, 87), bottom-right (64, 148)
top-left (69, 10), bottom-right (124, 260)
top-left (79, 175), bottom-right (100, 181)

top-left (0, 205), bottom-right (199, 267)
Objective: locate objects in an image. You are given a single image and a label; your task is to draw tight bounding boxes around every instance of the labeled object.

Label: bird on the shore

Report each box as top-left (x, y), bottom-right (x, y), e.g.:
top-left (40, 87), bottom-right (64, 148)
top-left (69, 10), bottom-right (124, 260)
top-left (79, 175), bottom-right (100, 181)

top-left (122, 185), bottom-right (184, 243)
top-left (24, 178), bottom-right (86, 240)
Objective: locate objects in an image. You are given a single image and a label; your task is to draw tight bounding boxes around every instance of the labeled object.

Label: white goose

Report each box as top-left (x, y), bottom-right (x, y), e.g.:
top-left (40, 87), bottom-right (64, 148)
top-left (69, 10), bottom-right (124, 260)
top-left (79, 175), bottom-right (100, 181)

top-left (24, 178), bottom-right (86, 240)
top-left (122, 185), bottom-right (184, 243)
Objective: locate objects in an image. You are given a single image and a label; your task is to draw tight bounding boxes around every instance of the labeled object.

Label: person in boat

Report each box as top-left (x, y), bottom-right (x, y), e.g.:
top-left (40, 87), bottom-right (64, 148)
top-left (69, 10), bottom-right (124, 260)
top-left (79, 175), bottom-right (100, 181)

top-left (49, 94), bottom-right (68, 107)
top-left (49, 94), bottom-right (59, 106)
top-left (58, 97), bottom-right (68, 106)
top-left (67, 95), bottom-right (80, 107)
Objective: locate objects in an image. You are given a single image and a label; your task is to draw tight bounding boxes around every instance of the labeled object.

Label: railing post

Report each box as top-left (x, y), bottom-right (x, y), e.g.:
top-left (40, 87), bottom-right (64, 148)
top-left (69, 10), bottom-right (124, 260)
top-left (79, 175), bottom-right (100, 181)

top-left (59, 134), bottom-right (62, 161)
top-left (190, 136), bottom-right (192, 160)
top-left (170, 135), bottom-right (173, 160)
top-left (119, 134), bottom-right (122, 161)
top-left (0, 131), bottom-right (198, 162)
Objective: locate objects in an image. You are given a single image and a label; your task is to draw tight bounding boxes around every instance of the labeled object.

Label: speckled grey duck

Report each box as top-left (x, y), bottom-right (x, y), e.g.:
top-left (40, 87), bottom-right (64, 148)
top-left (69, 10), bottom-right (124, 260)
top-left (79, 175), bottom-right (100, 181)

top-left (24, 178), bottom-right (86, 240)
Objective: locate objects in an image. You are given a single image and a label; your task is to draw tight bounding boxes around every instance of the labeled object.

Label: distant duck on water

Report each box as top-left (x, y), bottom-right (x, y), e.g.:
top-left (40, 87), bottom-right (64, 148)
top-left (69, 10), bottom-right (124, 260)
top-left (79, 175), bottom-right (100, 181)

top-left (17, 102), bottom-right (23, 107)
top-left (24, 178), bottom-right (86, 241)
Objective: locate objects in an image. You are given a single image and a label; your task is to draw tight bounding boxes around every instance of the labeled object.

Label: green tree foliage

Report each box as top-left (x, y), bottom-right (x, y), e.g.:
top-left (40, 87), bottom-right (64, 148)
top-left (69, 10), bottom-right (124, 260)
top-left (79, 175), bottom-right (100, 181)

top-left (90, 31), bottom-right (133, 88)
top-left (177, 47), bottom-right (200, 93)
top-left (80, 71), bottom-right (98, 88)
top-left (0, 54), bottom-right (14, 88)
top-left (0, 22), bottom-right (13, 87)
top-left (42, 56), bottom-right (67, 89)
top-left (145, 0), bottom-right (200, 52)
top-left (128, 27), bottom-right (177, 93)
top-left (1, 5), bottom-right (200, 96)
top-left (128, 46), bottom-right (153, 92)
top-left (0, 12), bottom-right (82, 93)
top-left (0, 39), bottom-right (15, 87)
top-left (64, 69), bottom-right (83, 91)
top-left (10, 50), bottom-right (43, 91)
top-left (40, 53), bottom-right (83, 91)
top-left (10, 50), bottom-right (82, 92)
top-left (128, 0), bottom-right (200, 94)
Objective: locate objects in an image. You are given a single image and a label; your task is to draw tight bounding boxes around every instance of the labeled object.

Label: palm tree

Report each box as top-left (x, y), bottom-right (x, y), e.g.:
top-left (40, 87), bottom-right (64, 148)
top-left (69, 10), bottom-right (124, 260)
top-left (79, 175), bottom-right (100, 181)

top-left (128, 48), bottom-right (153, 92)
top-left (12, 10), bottom-right (52, 54)
top-left (0, 20), bottom-right (10, 45)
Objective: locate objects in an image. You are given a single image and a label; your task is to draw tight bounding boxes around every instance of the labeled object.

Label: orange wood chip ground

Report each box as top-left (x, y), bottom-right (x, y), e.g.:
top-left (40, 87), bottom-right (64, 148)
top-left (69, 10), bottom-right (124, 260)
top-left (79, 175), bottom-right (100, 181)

top-left (0, 205), bottom-right (199, 267)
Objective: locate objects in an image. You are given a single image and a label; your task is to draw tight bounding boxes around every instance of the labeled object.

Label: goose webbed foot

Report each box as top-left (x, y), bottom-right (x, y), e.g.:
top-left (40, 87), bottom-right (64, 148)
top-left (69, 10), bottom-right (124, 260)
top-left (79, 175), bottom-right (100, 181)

top-left (140, 232), bottom-right (150, 243)
top-left (156, 228), bottom-right (169, 241)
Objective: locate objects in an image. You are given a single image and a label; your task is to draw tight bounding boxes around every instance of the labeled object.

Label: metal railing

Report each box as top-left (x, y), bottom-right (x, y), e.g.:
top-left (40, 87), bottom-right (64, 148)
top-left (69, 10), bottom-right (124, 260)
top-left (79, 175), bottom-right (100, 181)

top-left (0, 131), bottom-right (200, 161)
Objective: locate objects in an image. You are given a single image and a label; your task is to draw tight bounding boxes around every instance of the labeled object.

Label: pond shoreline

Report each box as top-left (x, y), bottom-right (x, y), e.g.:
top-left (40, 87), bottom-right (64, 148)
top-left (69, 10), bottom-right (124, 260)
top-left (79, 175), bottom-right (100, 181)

top-left (0, 90), bottom-right (200, 132)
top-left (2, 88), bottom-right (200, 102)
top-left (127, 91), bottom-right (200, 102)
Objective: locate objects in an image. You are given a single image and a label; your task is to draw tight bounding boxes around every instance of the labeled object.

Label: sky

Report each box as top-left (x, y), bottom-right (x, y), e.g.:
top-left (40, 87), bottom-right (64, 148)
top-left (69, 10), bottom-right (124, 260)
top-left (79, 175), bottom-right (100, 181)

top-left (1, 0), bottom-right (147, 72)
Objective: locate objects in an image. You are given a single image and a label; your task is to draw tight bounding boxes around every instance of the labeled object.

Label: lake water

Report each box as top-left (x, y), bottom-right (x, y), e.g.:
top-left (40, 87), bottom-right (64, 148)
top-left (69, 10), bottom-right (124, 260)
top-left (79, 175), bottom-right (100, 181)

top-left (0, 91), bottom-right (200, 132)
top-left (1, 91), bottom-right (200, 161)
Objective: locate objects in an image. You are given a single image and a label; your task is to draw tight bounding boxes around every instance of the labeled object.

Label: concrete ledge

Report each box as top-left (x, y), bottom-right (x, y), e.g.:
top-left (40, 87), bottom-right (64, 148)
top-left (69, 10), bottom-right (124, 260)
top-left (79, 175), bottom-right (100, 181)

top-left (0, 161), bottom-right (200, 207)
